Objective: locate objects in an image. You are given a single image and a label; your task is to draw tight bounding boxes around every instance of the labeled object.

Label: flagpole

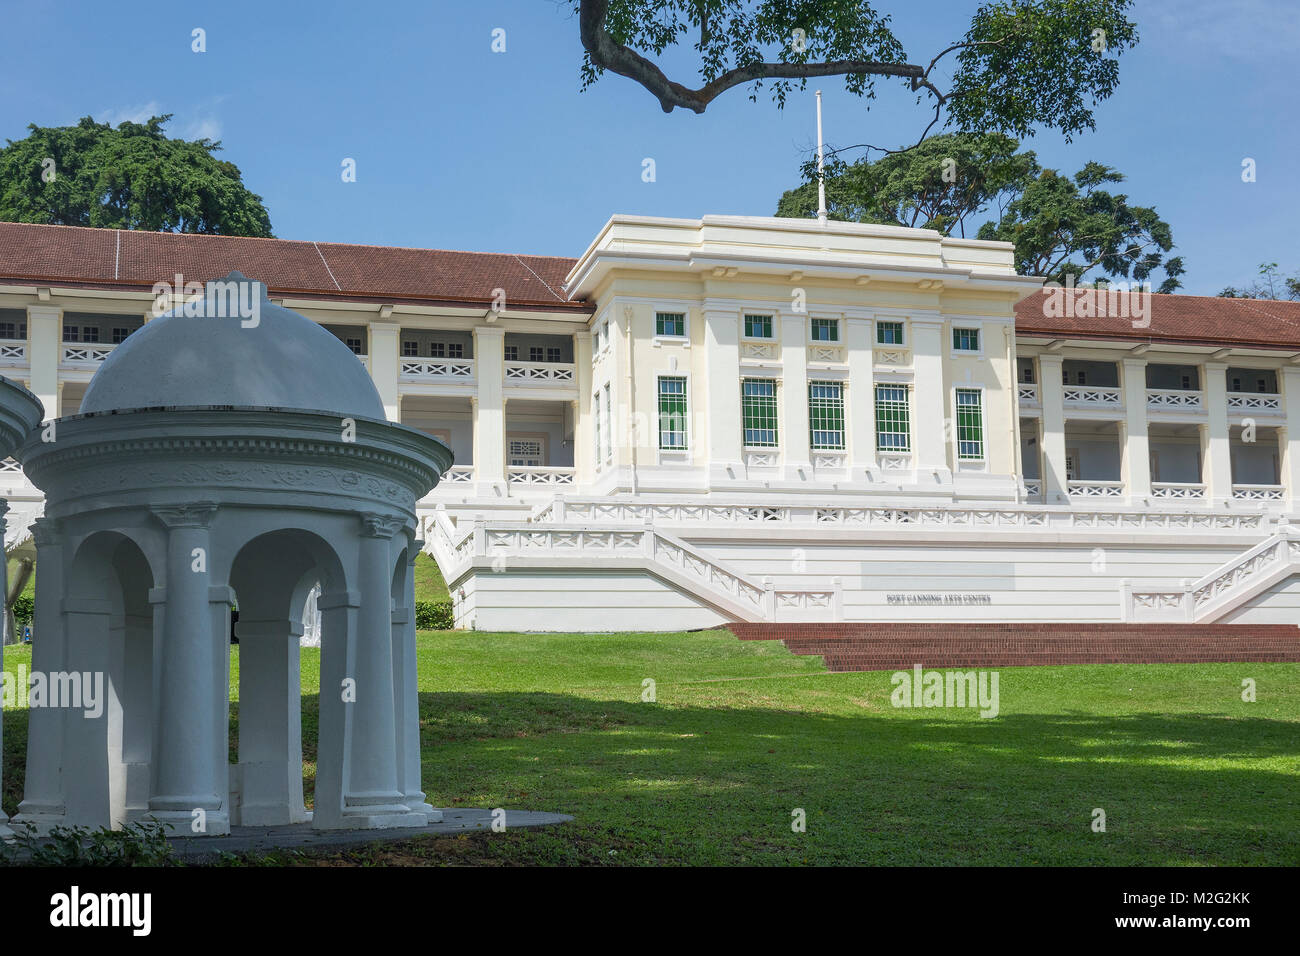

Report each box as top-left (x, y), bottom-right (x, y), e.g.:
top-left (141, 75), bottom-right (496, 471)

top-left (816, 90), bottom-right (827, 224)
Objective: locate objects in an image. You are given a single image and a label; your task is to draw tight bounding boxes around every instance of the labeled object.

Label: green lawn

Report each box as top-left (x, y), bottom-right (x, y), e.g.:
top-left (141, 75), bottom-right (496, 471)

top-left (4, 632), bottom-right (1299, 865)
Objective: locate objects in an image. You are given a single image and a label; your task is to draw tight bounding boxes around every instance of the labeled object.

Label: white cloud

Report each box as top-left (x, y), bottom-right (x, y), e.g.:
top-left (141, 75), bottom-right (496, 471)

top-left (183, 117), bottom-right (223, 142)
top-left (97, 101), bottom-right (164, 126)
top-left (1138, 0), bottom-right (1300, 60)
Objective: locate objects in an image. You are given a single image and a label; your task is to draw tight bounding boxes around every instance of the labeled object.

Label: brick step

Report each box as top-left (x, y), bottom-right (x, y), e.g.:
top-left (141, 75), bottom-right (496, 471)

top-left (724, 622), bottom-right (1300, 670)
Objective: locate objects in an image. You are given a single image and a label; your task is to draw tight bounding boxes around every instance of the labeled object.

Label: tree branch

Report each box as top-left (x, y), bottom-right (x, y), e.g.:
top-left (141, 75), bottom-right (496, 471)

top-left (580, 0), bottom-right (927, 114)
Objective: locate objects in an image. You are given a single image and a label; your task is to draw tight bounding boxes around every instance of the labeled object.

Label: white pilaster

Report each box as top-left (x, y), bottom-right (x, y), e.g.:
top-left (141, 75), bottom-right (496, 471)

top-left (780, 313), bottom-right (811, 481)
top-left (27, 305), bottom-right (61, 420)
top-left (1203, 362), bottom-right (1232, 507)
top-left (845, 316), bottom-right (876, 480)
top-left (703, 307), bottom-right (743, 483)
top-left (1281, 367), bottom-right (1300, 511)
top-left (909, 317), bottom-right (951, 483)
top-left (1038, 354), bottom-right (1068, 504)
top-left (573, 329), bottom-right (594, 485)
top-left (368, 320), bottom-right (401, 421)
top-left (472, 326), bottom-right (506, 496)
top-left (1121, 357), bottom-right (1151, 501)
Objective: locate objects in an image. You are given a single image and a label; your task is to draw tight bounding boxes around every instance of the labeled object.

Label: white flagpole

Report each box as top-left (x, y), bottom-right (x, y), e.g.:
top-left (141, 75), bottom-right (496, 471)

top-left (816, 90), bottom-right (827, 224)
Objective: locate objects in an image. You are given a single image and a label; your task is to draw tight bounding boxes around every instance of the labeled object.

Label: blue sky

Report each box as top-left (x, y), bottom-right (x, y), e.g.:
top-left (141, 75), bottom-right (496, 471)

top-left (2, 0), bottom-right (1296, 295)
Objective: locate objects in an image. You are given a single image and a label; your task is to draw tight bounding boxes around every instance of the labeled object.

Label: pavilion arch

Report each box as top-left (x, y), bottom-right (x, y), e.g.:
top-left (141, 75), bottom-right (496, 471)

top-left (43, 531), bottom-right (158, 829)
top-left (227, 527), bottom-right (350, 826)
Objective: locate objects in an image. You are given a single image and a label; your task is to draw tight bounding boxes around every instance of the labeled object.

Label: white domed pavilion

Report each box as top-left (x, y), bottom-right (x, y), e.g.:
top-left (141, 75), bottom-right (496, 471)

top-left (12, 273), bottom-right (452, 836)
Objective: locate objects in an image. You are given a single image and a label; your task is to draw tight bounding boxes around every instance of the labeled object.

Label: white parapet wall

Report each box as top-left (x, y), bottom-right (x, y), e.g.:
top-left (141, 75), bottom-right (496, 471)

top-left (425, 498), bottom-right (1299, 631)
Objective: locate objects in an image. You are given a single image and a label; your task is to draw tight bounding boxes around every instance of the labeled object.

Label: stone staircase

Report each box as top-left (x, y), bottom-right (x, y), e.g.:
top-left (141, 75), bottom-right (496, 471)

top-left (727, 622), bottom-right (1300, 671)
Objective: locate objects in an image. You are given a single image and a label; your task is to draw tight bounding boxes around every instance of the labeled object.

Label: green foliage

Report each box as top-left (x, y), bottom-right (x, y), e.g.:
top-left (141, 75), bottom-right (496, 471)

top-left (415, 600), bottom-right (454, 630)
top-left (0, 115), bottom-right (272, 235)
top-left (780, 132), bottom-right (1182, 289)
top-left (1, 820), bottom-right (174, 867)
top-left (776, 132), bottom-right (1035, 237)
top-left (949, 0), bottom-right (1138, 142)
top-left (977, 161), bottom-right (1183, 291)
top-left (10, 594), bottom-right (32, 627)
top-left (574, 0), bottom-right (1138, 142)
top-left (1219, 262), bottom-right (1300, 301)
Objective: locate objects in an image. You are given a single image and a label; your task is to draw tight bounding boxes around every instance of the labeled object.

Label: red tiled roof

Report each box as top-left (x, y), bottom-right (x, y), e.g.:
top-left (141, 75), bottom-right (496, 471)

top-left (0, 221), bottom-right (590, 313)
top-left (1014, 288), bottom-right (1300, 351)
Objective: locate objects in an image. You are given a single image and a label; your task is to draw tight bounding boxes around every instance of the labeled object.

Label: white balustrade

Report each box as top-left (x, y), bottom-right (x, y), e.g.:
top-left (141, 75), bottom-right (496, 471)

top-left (1231, 483), bottom-right (1285, 501)
top-left (0, 342), bottom-right (26, 364)
top-left (1017, 383), bottom-right (1039, 403)
top-left (400, 358), bottom-right (474, 381)
top-left (506, 466), bottom-right (576, 486)
top-left (1146, 388), bottom-right (1203, 410)
top-left (1062, 385), bottom-right (1122, 407)
top-left (1067, 479), bottom-right (1125, 498)
top-left (1227, 392), bottom-right (1282, 412)
top-left (60, 343), bottom-right (115, 365)
top-left (1151, 482), bottom-right (1206, 500)
top-left (504, 361), bottom-right (575, 383)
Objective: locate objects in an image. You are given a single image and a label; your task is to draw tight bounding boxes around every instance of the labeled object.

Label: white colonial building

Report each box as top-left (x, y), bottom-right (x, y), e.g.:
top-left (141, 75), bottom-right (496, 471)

top-left (4, 216), bottom-right (1300, 631)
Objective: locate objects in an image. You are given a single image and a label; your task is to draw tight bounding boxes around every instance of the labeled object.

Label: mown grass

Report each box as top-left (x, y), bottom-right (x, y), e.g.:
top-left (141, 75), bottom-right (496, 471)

top-left (5, 632), bottom-right (1299, 865)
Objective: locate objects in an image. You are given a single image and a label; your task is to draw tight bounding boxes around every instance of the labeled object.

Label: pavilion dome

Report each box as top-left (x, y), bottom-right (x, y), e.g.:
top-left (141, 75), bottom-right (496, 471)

top-left (79, 272), bottom-right (385, 419)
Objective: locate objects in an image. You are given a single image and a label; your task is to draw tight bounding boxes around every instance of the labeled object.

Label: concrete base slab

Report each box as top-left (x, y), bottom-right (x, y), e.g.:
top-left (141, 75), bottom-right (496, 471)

top-left (167, 808), bottom-right (573, 862)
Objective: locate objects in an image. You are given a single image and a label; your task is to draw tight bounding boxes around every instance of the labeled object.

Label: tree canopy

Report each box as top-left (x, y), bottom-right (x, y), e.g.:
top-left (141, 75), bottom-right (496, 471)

top-left (775, 132), bottom-right (1035, 237)
top-left (574, 0), bottom-right (1138, 148)
top-left (0, 115), bottom-right (273, 236)
top-left (1219, 263), bottom-right (1300, 301)
top-left (777, 134), bottom-right (1183, 291)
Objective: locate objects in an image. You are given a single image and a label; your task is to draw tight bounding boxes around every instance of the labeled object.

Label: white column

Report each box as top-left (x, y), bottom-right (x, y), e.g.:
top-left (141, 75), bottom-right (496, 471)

top-left (392, 541), bottom-right (439, 822)
top-left (1281, 367), bottom-right (1300, 511)
top-left (845, 316), bottom-right (877, 481)
top-left (1038, 354), bottom-right (1068, 504)
top-left (312, 587), bottom-right (358, 830)
top-left (780, 313), bottom-right (811, 481)
top-left (14, 518), bottom-right (67, 830)
top-left (368, 320), bottom-right (401, 422)
top-left (909, 317), bottom-right (950, 483)
top-left (149, 503), bottom-right (228, 835)
top-left (573, 330), bottom-right (594, 487)
top-left (344, 513), bottom-right (422, 826)
top-left (1203, 361), bottom-right (1232, 507)
top-left (234, 617), bottom-right (308, 825)
top-left (1121, 357), bottom-right (1151, 501)
top-left (0, 504), bottom-right (9, 839)
top-left (27, 305), bottom-right (61, 419)
top-left (703, 307), bottom-right (743, 484)
top-left (473, 326), bottom-right (506, 496)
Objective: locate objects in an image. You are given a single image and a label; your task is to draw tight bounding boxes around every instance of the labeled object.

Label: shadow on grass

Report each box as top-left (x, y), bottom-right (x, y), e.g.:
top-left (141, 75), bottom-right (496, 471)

top-left (7, 690), bottom-right (1298, 864)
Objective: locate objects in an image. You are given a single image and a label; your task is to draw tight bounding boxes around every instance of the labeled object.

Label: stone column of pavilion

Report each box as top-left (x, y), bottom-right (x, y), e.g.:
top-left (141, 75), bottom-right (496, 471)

top-left (0, 376), bottom-right (43, 841)
top-left (12, 274), bottom-right (451, 835)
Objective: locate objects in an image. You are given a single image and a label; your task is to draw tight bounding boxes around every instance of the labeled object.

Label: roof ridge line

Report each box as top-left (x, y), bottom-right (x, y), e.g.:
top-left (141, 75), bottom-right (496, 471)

top-left (511, 253), bottom-right (566, 303)
top-left (312, 241), bottom-right (342, 292)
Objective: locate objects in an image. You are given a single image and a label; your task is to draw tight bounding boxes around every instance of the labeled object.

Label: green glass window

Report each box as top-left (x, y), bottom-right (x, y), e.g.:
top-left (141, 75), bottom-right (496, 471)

top-left (656, 311), bottom-right (686, 337)
top-left (955, 388), bottom-right (984, 459)
top-left (742, 378), bottom-right (779, 447)
top-left (876, 321), bottom-right (904, 345)
top-left (658, 376), bottom-right (688, 450)
top-left (744, 314), bottom-right (773, 339)
top-left (952, 326), bottom-right (980, 352)
top-left (874, 384), bottom-right (910, 452)
top-left (811, 317), bottom-right (839, 342)
top-left (808, 381), bottom-right (845, 450)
